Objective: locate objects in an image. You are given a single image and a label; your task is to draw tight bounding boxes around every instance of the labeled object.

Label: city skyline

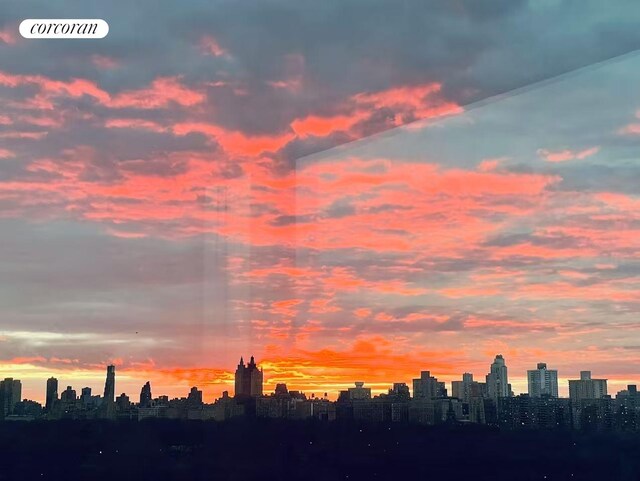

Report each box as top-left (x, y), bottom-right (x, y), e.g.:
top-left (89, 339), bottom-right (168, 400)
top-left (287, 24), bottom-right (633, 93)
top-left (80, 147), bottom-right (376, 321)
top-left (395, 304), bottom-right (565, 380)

top-left (4, 354), bottom-right (637, 433)
top-left (1, 353), bottom-right (625, 406)
top-left (2, 4), bottom-right (640, 480)
top-left (1, 3), bottom-right (640, 409)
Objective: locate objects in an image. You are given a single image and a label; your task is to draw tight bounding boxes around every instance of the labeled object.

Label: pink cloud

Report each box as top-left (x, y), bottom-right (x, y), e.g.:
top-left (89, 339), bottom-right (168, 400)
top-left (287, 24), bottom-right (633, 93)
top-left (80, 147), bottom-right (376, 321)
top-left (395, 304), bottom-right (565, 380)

top-left (0, 28), bottom-right (16, 45)
top-left (105, 228), bottom-right (148, 239)
top-left (0, 131), bottom-right (47, 139)
top-left (91, 54), bottom-right (120, 70)
top-left (199, 35), bottom-right (229, 57)
top-left (105, 118), bottom-right (166, 132)
top-left (291, 112), bottom-right (367, 137)
top-left (0, 71), bottom-right (110, 104)
top-left (0, 70), bottom-right (204, 110)
top-left (537, 146), bottom-right (600, 162)
top-left (619, 123), bottom-right (640, 135)
top-left (267, 53), bottom-right (304, 93)
top-left (478, 157), bottom-right (508, 172)
top-left (108, 76), bottom-right (205, 109)
top-left (353, 308), bottom-right (372, 319)
top-left (352, 83), bottom-right (462, 121)
top-left (173, 122), bottom-right (295, 156)
top-left (617, 109), bottom-right (640, 135)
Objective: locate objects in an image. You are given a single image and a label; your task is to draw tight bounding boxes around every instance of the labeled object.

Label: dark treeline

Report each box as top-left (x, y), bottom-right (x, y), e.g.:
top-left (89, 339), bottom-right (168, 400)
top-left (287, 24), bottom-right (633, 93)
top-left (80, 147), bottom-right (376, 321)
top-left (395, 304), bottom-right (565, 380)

top-left (1, 419), bottom-right (639, 481)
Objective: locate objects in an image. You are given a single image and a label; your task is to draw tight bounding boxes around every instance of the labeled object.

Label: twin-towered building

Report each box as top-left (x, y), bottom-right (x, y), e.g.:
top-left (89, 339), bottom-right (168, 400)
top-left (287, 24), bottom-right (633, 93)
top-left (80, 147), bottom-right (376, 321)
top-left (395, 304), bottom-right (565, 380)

top-left (234, 356), bottom-right (264, 398)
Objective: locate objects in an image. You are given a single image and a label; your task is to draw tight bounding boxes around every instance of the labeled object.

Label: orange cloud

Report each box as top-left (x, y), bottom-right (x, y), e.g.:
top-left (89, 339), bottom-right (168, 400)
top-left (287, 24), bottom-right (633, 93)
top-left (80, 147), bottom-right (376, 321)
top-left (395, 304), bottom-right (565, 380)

top-left (109, 77), bottom-right (205, 109)
top-left (478, 157), bottom-right (508, 172)
top-left (291, 112), bottom-right (367, 137)
top-left (0, 70), bottom-right (110, 104)
top-left (173, 122), bottom-right (295, 156)
top-left (352, 83), bottom-right (462, 121)
top-left (0, 70), bottom-right (204, 110)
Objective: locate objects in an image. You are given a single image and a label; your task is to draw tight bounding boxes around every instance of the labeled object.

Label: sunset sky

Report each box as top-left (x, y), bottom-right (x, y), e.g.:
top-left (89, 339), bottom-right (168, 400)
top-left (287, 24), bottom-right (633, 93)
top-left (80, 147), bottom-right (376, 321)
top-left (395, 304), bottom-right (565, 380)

top-left (1, 1), bottom-right (640, 403)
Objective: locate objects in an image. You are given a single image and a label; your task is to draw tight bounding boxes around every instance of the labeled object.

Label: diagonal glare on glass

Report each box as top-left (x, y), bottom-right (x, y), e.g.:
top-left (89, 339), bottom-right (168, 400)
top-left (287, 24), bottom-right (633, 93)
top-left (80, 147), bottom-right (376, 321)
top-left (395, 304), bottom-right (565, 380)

top-left (286, 51), bottom-right (640, 396)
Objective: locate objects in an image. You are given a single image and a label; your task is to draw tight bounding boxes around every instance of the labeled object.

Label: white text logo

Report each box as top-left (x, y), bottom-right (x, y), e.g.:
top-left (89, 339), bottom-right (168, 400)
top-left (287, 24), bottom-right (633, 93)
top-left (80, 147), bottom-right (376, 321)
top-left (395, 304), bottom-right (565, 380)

top-left (19, 19), bottom-right (109, 39)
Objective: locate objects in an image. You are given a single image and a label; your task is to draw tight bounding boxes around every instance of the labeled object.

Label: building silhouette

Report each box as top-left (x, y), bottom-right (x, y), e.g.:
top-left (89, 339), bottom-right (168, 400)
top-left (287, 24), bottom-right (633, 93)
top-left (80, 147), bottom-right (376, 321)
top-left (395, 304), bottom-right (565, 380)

top-left (60, 386), bottom-right (76, 402)
top-left (498, 394), bottom-right (572, 429)
top-left (187, 387), bottom-right (203, 407)
top-left (0, 378), bottom-right (22, 418)
top-left (80, 387), bottom-right (92, 406)
top-left (140, 381), bottom-right (152, 407)
top-left (452, 373), bottom-right (487, 423)
top-left (452, 372), bottom-right (486, 403)
top-left (413, 371), bottom-right (446, 399)
top-left (116, 393), bottom-right (131, 412)
top-left (569, 371), bottom-right (607, 401)
top-left (4, 356), bottom-right (640, 433)
top-left (390, 383), bottom-right (410, 399)
top-left (234, 356), bottom-right (263, 397)
top-left (527, 363), bottom-right (559, 398)
top-left (347, 382), bottom-right (372, 400)
top-left (80, 387), bottom-right (91, 402)
top-left (45, 377), bottom-right (58, 412)
top-left (486, 355), bottom-right (510, 400)
top-left (101, 365), bottom-right (116, 419)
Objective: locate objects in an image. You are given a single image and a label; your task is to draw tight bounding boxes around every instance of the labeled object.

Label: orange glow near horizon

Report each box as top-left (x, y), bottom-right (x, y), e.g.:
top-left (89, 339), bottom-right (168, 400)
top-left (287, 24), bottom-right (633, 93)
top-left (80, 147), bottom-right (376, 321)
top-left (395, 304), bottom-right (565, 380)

top-left (4, 353), bottom-right (638, 406)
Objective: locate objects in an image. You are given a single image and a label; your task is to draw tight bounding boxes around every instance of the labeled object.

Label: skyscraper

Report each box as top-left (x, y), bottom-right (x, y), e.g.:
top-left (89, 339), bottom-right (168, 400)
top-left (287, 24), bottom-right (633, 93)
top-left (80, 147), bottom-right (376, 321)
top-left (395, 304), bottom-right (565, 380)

top-left (347, 382), bottom-right (372, 400)
top-left (486, 355), bottom-right (509, 400)
top-left (0, 378), bottom-right (22, 417)
top-left (60, 386), bottom-right (77, 403)
top-left (452, 373), bottom-right (485, 402)
top-left (140, 381), bottom-right (152, 407)
top-left (413, 371), bottom-right (447, 399)
top-left (234, 356), bottom-right (263, 397)
top-left (103, 365), bottom-right (116, 402)
top-left (391, 383), bottom-right (411, 399)
top-left (527, 362), bottom-right (559, 398)
top-left (568, 371), bottom-right (608, 401)
top-left (116, 393), bottom-right (131, 412)
top-left (101, 364), bottom-right (116, 419)
top-left (45, 377), bottom-right (58, 412)
top-left (80, 387), bottom-right (92, 406)
top-left (187, 386), bottom-right (204, 407)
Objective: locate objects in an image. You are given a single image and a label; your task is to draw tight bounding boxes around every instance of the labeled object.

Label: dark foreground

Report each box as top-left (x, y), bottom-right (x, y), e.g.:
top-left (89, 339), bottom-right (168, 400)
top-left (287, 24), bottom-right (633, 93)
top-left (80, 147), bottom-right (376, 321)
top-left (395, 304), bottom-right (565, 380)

top-left (1, 420), bottom-right (639, 481)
